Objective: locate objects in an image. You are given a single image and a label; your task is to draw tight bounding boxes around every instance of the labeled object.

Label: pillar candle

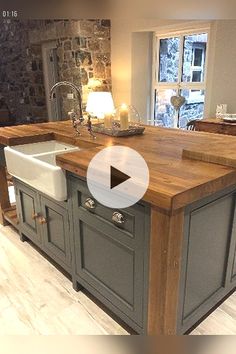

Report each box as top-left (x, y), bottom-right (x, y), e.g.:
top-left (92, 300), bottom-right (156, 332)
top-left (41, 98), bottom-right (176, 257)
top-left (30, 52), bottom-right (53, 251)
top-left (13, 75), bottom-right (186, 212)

top-left (120, 104), bottom-right (129, 130)
top-left (104, 113), bottom-right (113, 128)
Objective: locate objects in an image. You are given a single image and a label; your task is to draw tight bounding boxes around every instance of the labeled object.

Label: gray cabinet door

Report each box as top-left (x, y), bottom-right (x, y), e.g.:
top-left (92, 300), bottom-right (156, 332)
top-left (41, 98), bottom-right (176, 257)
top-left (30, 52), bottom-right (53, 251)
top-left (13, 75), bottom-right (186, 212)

top-left (15, 181), bottom-right (42, 246)
top-left (178, 192), bottom-right (236, 333)
top-left (40, 196), bottom-right (71, 269)
top-left (69, 175), bottom-right (149, 330)
top-left (74, 210), bottom-right (145, 328)
top-left (227, 203), bottom-right (236, 286)
top-left (231, 245), bottom-right (236, 283)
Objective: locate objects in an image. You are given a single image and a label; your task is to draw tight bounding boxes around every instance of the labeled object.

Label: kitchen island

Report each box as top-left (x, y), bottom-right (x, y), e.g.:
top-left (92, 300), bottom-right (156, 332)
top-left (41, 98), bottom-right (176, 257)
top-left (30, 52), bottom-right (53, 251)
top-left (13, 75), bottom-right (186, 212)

top-left (0, 121), bottom-right (236, 335)
top-left (195, 118), bottom-right (236, 136)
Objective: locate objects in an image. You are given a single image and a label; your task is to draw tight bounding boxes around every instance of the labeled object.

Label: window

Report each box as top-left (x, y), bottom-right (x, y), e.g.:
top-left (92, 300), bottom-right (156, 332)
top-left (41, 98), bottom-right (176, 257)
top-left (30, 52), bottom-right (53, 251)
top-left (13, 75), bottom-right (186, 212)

top-left (151, 29), bottom-right (209, 128)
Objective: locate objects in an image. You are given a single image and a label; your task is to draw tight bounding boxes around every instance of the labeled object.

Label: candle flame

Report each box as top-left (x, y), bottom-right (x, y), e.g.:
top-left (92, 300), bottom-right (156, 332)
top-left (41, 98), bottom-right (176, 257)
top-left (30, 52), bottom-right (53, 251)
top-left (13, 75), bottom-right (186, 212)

top-left (121, 103), bottom-right (128, 110)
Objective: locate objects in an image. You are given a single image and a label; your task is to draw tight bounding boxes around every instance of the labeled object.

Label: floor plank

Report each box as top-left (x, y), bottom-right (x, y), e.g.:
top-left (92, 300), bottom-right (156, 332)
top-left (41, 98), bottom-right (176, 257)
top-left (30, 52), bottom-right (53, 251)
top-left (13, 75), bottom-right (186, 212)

top-left (0, 225), bottom-right (127, 335)
top-left (0, 225), bottom-right (235, 335)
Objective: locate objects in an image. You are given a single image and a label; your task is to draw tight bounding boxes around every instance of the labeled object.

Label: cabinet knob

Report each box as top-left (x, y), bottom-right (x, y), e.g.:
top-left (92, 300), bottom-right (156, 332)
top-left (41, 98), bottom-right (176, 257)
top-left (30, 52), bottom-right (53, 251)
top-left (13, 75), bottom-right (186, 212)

top-left (38, 216), bottom-right (47, 224)
top-left (84, 198), bottom-right (96, 210)
top-left (112, 212), bottom-right (125, 225)
top-left (32, 212), bottom-right (39, 220)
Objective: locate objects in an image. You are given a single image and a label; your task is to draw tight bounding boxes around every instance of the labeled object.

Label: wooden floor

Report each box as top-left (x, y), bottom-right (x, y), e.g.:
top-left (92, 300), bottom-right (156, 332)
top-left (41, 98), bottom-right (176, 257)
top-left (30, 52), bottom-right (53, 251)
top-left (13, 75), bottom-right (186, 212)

top-left (0, 225), bottom-right (235, 335)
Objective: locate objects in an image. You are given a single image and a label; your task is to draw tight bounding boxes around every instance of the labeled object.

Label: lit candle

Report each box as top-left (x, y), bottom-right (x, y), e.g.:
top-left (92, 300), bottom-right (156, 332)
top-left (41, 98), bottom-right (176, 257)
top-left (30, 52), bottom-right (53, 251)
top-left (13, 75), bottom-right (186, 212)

top-left (120, 103), bottom-right (129, 130)
top-left (104, 113), bottom-right (113, 129)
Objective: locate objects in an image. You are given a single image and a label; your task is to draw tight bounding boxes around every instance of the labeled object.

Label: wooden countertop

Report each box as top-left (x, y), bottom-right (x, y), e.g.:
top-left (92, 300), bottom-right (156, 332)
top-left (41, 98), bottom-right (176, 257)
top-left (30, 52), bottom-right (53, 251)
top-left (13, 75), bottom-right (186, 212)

top-left (197, 118), bottom-right (236, 125)
top-left (195, 118), bottom-right (236, 136)
top-left (1, 120), bottom-right (236, 212)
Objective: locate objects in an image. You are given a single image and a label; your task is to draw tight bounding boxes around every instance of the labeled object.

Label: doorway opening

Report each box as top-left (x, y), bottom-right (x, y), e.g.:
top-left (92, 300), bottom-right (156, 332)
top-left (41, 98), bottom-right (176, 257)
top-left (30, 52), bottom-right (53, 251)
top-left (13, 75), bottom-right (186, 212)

top-left (42, 41), bottom-right (62, 121)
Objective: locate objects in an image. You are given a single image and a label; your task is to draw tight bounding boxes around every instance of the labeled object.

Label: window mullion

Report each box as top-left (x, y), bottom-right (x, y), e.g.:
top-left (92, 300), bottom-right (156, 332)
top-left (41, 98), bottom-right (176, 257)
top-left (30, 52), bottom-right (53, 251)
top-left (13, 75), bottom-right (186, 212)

top-left (178, 35), bottom-right (184, 88)
top-left (155, 38), bottom-right (160, 85)
top-left (155, 83), bottom-right (179, 90)
top-left (180, 82), bottom-right (205, 90)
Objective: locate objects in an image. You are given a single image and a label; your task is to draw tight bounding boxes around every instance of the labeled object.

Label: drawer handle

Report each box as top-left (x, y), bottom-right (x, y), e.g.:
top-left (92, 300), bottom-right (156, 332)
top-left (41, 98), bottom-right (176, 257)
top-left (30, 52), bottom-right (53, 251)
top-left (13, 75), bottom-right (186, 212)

top-left (38, 216), bottom-right (47, 225)
top-left (112, 212), bottom-right (125, 225)
top-left (32, 212), bottom-right (40, 220)
top-left (84, 198), bottom-right (96, 210)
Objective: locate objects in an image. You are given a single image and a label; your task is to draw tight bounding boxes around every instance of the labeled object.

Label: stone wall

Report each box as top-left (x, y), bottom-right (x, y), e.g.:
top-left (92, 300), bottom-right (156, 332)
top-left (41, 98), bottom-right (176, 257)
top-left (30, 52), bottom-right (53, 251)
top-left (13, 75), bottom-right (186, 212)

top-left (179, 102), bottom-right (204, 128)
top-left (0, 19), bottom-right (46, 123)
top-left (154, 89), bottom-right (204, 128)
top-left (0, 19), bottom-right (111, 123)
top-left (182, 33), bottom-right (207, 83)
top-left (159, 37), bottom-right (179, 83)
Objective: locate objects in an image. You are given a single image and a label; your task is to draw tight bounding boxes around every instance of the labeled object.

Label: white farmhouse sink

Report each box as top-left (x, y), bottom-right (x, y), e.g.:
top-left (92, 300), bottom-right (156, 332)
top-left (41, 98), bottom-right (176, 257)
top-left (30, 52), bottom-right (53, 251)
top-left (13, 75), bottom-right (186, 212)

top-left (4, 141), bottom-right (80, 201)
top-left (9, 140), bottom-right (78, 155)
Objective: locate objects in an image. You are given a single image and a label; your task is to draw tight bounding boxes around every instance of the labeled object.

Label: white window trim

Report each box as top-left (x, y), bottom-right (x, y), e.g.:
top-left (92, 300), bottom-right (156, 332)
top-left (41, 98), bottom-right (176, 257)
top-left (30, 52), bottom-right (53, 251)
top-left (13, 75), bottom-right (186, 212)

top-left (191, 44), bottom-right (206, 83)
top-left (149, 23), bottom-right (211, 126)
top-left (154, 21), bottom-right (211, 38)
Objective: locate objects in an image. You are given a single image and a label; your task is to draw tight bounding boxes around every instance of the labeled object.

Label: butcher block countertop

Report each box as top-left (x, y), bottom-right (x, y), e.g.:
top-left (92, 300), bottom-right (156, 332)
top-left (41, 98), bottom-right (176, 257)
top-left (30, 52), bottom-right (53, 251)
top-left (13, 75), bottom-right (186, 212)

top-left (1, 120), bottom-right (236, 212)
top-left (195, 118), bottom-right (236, 136)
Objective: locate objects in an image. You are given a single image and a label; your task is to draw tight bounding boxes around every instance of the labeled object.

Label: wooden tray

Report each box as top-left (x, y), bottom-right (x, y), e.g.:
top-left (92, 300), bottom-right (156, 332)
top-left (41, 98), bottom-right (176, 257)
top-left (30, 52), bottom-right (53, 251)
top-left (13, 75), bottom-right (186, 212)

top-left (92, 123), bottom-right (145, 137)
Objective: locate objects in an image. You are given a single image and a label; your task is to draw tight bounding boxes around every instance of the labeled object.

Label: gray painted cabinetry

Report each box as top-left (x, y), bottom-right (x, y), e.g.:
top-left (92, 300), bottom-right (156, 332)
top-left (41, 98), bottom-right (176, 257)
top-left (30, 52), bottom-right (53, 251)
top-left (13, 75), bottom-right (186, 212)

top-left (16, 183), bottom-right (41, 246)
top-left (68, 174), bottom-right (150, 334)
top-left (232, 248), bottom-right (236, 282)
top-left (232, 249), bottom-right (236, 284)
top-left (14, 175), bottom-right (236, 335)
top-left (178, 188), bottom-right (236, 333)
top-left (15, 179), bottom-right (72, 273)
top-left (40, 196), bottom-right (71, 269)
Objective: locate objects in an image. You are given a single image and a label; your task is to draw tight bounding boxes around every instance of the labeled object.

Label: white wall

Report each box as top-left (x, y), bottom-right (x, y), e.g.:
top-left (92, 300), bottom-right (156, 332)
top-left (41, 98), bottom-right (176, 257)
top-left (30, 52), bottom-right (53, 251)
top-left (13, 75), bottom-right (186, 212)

top-left (131, 32), bottom-right (153, 121)
top-left (111, 19), bottom-right (178, 107)
top-left (111, 19), bottom-right (236, 122)
top-left (205, 20), bottom-right (236, 117)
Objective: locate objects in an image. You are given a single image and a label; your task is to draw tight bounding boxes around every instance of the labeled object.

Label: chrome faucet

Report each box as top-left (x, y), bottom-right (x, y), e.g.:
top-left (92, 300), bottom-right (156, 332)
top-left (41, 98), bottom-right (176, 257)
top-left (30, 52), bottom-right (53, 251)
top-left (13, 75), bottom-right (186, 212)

top-left (50, 81), bottom-right (95, 138)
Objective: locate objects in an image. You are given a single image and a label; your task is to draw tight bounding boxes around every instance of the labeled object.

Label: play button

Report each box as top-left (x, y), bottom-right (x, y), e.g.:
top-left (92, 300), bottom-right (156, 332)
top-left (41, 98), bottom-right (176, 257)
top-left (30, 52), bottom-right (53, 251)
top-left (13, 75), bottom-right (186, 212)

top-left (110, 166), bottom-right (131, 189)
top-left (86, 146), bottom-right (149, 209)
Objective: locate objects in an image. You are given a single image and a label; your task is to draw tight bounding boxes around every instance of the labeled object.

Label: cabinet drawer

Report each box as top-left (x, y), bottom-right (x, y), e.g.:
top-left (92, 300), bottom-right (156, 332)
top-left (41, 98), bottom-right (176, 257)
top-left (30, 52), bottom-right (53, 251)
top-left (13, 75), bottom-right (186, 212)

top-left (69, 175), bottom-right (139, 237)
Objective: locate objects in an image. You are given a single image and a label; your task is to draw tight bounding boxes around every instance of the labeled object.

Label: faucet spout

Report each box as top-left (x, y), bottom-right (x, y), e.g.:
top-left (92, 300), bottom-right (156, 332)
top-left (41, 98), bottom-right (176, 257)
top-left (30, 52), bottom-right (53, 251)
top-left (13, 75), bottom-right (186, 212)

top-left (50, 81), bottom-right (83, 120)
top-left (49, 81), bottom-right (96, 139)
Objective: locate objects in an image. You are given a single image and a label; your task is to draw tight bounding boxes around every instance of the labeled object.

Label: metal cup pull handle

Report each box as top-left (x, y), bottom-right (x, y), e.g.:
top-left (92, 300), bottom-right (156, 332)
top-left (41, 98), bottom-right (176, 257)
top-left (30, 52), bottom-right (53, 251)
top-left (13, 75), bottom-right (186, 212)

top-left (84, 198), bottom-right (96, 210)
top-left (112, 212), bottom-right (125, 225)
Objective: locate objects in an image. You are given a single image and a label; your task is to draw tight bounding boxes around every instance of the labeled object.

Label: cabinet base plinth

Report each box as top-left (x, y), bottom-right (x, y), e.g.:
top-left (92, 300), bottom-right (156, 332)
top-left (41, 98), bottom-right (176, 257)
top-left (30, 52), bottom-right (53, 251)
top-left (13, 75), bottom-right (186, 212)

top-left (72, 279), bottom-right (83, 292)
top-left (20, 233), bottom-right (28, 242)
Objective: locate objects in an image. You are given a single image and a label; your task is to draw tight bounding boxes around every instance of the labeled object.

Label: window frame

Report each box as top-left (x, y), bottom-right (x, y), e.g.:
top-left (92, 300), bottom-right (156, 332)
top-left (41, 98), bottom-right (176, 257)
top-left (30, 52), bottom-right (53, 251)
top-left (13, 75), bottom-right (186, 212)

top-left (150, 25), bottom-right (210, 126)
top-left (191, 44), bottom-right (205, 82)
